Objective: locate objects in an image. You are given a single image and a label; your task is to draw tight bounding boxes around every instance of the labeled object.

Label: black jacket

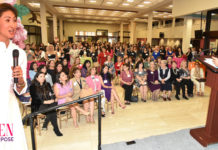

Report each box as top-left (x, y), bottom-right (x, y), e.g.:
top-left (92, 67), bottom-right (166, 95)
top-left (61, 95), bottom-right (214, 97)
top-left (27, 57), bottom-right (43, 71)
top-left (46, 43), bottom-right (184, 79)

top-left (170, 68), bottom-right (181, 84)
top-left (30, 82), bottom-right (56, 113)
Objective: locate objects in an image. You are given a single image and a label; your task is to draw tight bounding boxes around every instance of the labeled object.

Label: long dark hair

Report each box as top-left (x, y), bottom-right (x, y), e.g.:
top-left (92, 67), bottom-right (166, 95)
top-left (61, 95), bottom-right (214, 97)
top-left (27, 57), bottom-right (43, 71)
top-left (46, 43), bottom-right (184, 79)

top-left (100, 65), bottom-right (112, 83)
top-left (37, 64), bottom-right (47, 74)
top-left (135, 60), bottom-right (144, 69)
top-left (29, 62), bottom-right (37, 71)
top-left (32, 72), bottom-right (51, 100)
top-left (55, 61), bottom-right (63, 74)
top-left (82, 60), bottom-right (91, 70)
top-left (56, 71), bottom-right (69, 86)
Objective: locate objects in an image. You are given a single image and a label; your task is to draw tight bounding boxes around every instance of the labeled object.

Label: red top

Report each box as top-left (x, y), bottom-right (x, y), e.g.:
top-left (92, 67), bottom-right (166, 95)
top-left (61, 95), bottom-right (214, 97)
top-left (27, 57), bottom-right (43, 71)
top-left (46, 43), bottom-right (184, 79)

top-left (98, 52), bottom-right (109, 66)
top-left (114, 62), bottom-right (123, 75)
top-left (120, 70), bottom-right (134, 85)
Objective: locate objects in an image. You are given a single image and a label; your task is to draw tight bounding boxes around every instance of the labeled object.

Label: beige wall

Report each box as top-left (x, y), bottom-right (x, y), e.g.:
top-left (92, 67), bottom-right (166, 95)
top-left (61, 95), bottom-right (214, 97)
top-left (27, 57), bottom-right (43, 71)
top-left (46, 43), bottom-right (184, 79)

top-left (63, 22), bottom-right (120, 41)
top-left (135, 22), bottom-right (147, 39)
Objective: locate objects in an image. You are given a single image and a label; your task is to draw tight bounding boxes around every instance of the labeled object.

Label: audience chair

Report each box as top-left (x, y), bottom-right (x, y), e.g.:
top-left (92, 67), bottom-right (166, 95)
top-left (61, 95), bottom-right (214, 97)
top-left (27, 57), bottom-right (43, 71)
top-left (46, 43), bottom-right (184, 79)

top-left (57, 106), bottom-right (71, 129)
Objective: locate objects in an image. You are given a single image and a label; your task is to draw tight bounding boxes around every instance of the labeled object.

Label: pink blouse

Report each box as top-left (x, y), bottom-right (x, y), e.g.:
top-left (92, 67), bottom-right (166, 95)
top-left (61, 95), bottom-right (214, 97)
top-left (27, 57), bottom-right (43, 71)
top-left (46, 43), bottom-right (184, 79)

top-left (55, 81), bottom-right (73, 105)
top-left (86, 75), bottom-right (101, 93)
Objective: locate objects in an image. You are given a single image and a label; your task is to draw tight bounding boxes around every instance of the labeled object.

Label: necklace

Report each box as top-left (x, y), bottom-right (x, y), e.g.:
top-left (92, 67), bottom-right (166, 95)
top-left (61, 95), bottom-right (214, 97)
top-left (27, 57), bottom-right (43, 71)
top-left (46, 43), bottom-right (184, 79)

top-left (173, 68), bottom-right (178, 75)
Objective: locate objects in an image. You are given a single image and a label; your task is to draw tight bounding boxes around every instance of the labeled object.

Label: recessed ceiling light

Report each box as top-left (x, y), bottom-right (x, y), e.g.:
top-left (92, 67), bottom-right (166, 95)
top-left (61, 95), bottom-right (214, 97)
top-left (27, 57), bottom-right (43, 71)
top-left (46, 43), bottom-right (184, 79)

top-left (90, 0), bottom-right (96, 3)
top-left (127, 0), bottom-right (134, 2)
top-left (122, 3), bottom-right (129, 6)
top-left (106, 1), bottom-right (113, 4)
top-left (138, 4), bottom-right (144, 7)
top-left (144, 1), bottom-right (151, 4)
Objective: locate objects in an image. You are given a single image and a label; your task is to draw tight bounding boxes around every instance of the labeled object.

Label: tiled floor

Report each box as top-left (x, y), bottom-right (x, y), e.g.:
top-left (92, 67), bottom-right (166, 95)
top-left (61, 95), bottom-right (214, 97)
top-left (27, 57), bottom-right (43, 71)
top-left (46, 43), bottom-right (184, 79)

top-left (23, 85), bottom-right (210, 150)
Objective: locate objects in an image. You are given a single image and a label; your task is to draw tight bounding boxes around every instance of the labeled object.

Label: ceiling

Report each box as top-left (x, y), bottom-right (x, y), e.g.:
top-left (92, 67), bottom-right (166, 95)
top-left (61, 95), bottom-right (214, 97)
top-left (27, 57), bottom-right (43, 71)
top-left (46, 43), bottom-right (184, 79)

top-left (21, 0), bottom-right (174, 24)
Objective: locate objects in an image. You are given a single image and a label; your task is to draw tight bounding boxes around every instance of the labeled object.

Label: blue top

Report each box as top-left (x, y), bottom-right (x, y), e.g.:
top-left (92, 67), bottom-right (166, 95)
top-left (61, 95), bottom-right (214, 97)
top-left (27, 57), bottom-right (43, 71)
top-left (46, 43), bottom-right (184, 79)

top-left (29, 70), bottom-right (37, 81)
top-left (152, 51), bottom-right (160, 60)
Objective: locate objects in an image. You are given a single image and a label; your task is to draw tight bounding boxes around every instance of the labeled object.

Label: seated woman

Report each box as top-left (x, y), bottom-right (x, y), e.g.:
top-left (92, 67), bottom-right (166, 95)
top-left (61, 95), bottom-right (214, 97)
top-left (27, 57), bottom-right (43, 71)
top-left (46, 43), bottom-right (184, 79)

top-left (134, 61), bottom-right (148, 102)
top-left (167, 56), bottom-right (172, 69)
top-left (70, 68), bottom-right (94, 124)
top-left (104, 55), bottom-right (116, 75)
top-left (45, 44), bottom-right (58, 62)
top-left (120, 63), bottom-right (134, 105)
top-left (101, 65), bottom-right (125, 114)
top-left (30, 72), bottom-right (63, 136)
top-left (37, 65), bottom-right (53, 87)
top-left (86, 67), bottom-right (106, 117)
top-left (69, 56), bottom-right (83, 78)
top-left (144, 56), bottom-right (151, 69)
top-left (191, 62), bottom-right (205, 96)
top-left (81, 60), bottom-right (91, 78)
top-left (170, 61), bottom-right (187, 100)
top-left (114, 56), bottom-right (123, 76)
top-left (47, 60), bottom-right (56, 84)
top-left (55, 62), bottom-right (63, 75)
top-left (54, 71), bottom-right (89, 127)
top-left (147, 61), bottom-right (161, 101)
top-left (62, 58), bottom-right (69, 75)
top-left (179, 60), bottom-right (194, 98)
top-left (158, 60), bottom-right (172, 101)
top-left (29, 61), bottom-right (38, 81)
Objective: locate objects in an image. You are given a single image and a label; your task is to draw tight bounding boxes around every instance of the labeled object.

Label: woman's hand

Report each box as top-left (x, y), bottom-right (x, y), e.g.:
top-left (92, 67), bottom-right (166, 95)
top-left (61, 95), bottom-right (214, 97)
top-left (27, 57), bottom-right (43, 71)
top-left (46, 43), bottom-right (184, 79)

top-left (155, 80), bottom-right (159, 84)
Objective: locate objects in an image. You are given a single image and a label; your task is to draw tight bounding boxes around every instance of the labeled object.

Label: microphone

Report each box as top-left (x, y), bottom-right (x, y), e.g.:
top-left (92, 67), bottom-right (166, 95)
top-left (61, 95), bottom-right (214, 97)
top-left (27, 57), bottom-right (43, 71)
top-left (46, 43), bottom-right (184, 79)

top-left (12, 49), bottom-right (19, 83)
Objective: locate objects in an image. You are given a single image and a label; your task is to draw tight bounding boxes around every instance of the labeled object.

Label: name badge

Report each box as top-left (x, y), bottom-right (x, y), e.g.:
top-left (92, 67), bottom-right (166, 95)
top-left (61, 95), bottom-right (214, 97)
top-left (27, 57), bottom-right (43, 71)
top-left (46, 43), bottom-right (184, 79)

top-left (151, 72), bottom-right (154, 74)
top-left (127, 74), bottom-right (131, 78)
top-left (95, 78), bottom-right (99, 82)
top-left (92, 53), bottom-right (95, 56)
top-left (139, 72), bottom-right (142, 74)
top-left (74, 82), bottom-right (77, 86)
top-left (104, 80), bottom-right (107, 83)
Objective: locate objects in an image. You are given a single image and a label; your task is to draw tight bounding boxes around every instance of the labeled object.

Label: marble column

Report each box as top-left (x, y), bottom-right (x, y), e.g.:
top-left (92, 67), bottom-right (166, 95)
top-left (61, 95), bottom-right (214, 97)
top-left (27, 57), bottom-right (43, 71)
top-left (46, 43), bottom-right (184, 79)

top-left (129, 20), bottom-right (136, 44)
top-left (59, 19), bottom-right (63, 42)
top-left (182, 17), bottom-right (193, 53)
top-left (53, 14), bottom-right (58, 39)
top-left (147, 12), bottom-right (153, 45)
top-left (40, 2), bottom-right (48, 44)
top-left (120, 22), bottom-right (124, 43)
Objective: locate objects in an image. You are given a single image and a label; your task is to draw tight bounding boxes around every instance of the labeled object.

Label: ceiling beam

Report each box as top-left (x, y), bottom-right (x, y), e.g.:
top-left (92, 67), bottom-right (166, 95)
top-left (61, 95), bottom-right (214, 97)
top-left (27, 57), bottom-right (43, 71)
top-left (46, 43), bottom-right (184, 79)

top-left (48, 2), bottom-right (139, 12)
top-left (130, 0), bottom-right (173, 19)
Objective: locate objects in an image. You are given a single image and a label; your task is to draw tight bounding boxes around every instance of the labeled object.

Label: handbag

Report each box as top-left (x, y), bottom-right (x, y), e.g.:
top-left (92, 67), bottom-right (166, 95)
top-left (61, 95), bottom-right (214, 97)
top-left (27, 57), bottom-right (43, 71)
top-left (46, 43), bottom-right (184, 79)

top-left (130, 86), bottom-right (138, 102)
top-left (80, 88), bottom-right (94, 98)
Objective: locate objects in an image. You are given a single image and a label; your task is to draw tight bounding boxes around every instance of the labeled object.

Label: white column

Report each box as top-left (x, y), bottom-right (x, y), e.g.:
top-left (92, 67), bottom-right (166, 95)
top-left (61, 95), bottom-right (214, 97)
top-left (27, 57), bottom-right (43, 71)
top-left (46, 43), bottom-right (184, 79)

top-left (59, 19), bottom-right (63, 42)
top-left (53, 14), bottom-right (58, 39)
top-left (158, 20), bottom-right (161, 28)
top-left (172, 17), bottom-right (176, 28)
top-left (147, 12), bottom-right (153, 45)
top-left (40, 2), bottom-right (48, 44)
top-left (130, 20), bottom-right (136, 44)
top-left (120, 22), bottom-right (124, 43)
top-left (182, 17), bottom-right (193, 53)
top-left (172, 18), bottom-right (176, 38)
top-left (163, 20), bottom-right (165, 27)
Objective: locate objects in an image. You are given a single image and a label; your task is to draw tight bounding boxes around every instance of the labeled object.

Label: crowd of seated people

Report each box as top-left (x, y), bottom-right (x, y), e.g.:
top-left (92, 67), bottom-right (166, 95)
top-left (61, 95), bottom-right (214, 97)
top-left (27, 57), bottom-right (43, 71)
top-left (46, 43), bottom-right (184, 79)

top-left (19, 40), bottom-right (217, 136)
